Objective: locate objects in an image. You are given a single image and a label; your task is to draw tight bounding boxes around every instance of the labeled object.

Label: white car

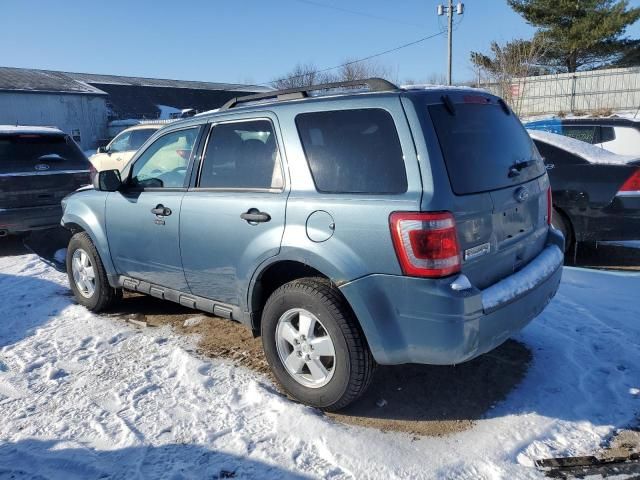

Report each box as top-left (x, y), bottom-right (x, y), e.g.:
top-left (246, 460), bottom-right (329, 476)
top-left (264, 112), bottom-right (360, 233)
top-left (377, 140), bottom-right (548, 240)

top-left (525, 118), bottom-right (640, 156)
top-left (89, 124), bottom-right (164, 172)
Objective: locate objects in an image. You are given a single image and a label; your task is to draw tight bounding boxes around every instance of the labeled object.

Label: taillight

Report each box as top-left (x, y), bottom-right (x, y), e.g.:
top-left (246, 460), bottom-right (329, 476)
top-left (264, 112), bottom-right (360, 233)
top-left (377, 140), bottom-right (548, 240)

top-left (389, 212), bottom-right (461, 278)
top-left (617, 168), bottom-right (640, 196)
top-left (547, 187), bottom-right (553, 225)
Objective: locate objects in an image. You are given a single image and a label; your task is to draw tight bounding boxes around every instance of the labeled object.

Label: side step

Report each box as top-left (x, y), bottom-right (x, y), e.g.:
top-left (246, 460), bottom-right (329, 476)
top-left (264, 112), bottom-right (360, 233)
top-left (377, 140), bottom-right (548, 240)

top-left (119, 276), bottom-right (244, 324)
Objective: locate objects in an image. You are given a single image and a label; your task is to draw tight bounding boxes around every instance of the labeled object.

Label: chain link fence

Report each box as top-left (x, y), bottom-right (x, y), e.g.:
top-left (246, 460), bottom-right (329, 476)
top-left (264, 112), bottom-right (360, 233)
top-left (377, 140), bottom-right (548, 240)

top-left (480, 66), bottom-right (640, 117)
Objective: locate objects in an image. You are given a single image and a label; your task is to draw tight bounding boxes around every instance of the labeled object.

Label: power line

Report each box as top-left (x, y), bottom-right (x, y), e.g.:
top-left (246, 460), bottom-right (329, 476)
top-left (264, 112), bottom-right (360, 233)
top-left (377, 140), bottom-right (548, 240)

top-left (265, 30), bottom-right (446, 86)
top-left (290, 0), bottom-right (425, 28)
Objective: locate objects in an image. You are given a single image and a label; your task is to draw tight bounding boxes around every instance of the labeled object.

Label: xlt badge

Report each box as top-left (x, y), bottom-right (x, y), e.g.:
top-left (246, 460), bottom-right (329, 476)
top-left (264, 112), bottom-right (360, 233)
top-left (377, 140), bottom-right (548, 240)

top-left (464, 242), bottom-right (491, 261)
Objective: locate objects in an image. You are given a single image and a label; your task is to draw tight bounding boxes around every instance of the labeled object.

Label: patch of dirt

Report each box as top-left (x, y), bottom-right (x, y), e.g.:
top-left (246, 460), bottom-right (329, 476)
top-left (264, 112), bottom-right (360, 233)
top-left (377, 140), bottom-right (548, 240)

top-left (105, 292), bottom-right (532, 437)
top-left (106, 292), bottom-right (269, 375)
top-left (328, 340), bottom-right (531, 436)
top-left (601, 419), bottom-right (640, 461)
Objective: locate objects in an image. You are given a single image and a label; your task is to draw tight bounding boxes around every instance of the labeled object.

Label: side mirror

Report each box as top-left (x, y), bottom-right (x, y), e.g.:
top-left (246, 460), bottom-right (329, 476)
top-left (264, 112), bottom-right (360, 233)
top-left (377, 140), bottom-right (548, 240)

top-left (96, 146), bottom-right (108, 154)
top-left (94, 169), bottom-right (122, 192)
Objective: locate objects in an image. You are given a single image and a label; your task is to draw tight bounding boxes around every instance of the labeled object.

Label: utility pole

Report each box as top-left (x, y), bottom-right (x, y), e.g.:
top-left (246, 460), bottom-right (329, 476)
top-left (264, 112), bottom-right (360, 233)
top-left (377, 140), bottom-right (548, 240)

top-left (437, 1), bottom-right (464, 85)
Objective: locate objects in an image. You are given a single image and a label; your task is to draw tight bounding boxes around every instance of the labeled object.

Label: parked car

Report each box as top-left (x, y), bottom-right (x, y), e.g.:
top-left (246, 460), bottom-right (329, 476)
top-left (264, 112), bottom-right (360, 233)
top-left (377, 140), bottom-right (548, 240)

top-left (525, 117), bottom-right (640, 156)
top-left (0, 126), bottom-right (91, 237)
top-left (89, 124), bottom-right (164, 172)
top-left (61, 79), bottom-right (564, 410)
top-left (529, 129), bottom-right (640, 249)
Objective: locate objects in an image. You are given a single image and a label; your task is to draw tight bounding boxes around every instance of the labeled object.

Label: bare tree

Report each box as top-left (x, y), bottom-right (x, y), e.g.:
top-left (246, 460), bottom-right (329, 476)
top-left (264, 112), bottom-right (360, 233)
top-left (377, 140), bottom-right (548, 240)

top-left (271, 63), bottom-right (333, 90)
top-left (470, 36), bottom-right (546, 114)
top-left (403, 73), bottom-right (448, 86)
top-left (335, 59), bottom-right (394, 83)
top-left (272, 59), bottom-right (394, 90)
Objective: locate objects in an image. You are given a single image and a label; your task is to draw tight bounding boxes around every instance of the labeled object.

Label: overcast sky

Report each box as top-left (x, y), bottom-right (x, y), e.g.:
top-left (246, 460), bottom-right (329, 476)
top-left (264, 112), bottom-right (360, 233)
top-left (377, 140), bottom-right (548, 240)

top-left (3, 0), bottom-right (640, 85)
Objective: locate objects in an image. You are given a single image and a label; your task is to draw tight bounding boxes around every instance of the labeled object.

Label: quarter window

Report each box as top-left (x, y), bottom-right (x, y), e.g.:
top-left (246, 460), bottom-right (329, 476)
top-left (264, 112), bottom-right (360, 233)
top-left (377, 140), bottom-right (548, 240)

top-left (599, 126), bottom-right (616, 143)
top-left (295, 109), bottom-right (407, 194)
top-left (199, 120), bottom-right (283, 190)
top-left (130, 127), bottom-right (199, 188)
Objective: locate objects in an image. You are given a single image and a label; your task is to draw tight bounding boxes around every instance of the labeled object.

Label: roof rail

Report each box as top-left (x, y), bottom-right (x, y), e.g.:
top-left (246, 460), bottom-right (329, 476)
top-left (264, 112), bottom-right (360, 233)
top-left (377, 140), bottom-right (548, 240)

top-left (219, 77), bottom-right (399, 111)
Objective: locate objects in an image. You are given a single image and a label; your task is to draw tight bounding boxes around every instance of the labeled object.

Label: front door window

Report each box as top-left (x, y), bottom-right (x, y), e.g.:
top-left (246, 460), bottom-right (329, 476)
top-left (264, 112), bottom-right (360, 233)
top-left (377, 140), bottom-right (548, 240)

top-left (130, 128), bottom-right (199, 188)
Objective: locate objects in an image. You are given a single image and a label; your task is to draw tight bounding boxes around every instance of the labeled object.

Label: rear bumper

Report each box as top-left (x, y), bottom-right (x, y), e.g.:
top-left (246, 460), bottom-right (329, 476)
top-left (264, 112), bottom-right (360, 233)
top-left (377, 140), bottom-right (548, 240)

top-left (339, 228), bottom-right (564, 365)
top-left (0, 204), bottom-right (62, 233)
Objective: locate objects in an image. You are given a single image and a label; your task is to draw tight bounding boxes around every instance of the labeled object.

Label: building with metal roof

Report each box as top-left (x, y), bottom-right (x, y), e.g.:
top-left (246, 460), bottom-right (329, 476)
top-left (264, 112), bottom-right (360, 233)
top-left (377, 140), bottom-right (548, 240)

top-left (0, 66), bottom-right (266, 149)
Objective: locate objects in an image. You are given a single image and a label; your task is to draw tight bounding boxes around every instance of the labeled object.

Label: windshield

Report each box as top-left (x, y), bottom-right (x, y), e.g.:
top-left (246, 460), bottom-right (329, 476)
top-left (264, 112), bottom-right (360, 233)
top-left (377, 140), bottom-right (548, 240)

top-left (428, 102), bottom-right (545, 194)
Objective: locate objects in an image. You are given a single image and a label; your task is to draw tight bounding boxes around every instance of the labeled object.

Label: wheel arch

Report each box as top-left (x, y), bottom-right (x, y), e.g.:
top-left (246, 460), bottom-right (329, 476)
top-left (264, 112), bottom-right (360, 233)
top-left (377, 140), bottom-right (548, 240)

top-left (553, 204), bottom-right (576, 247)
top-left (62, 211), bottom-right (119, 286)
top-left (247, 253), bottom-right (358, 335)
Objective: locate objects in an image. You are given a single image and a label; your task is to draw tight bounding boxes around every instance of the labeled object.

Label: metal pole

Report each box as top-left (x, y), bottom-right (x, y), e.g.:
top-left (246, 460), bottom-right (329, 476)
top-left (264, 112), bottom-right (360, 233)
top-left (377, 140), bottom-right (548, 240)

top-left (447, 0), bottom-right (453, 85)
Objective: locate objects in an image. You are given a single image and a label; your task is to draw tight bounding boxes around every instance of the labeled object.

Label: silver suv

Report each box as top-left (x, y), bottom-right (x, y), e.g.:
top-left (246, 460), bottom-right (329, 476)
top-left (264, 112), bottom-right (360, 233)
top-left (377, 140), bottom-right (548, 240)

top-left (61, 79), bottom-right (564, 410)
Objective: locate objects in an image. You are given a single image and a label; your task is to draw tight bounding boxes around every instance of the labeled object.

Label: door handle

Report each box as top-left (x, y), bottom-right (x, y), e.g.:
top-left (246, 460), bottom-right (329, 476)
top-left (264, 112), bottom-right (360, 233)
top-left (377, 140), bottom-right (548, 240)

top-left (240, 208), bottom-right (271, 223)
top-left (151, 204), bottom-right (172, 216)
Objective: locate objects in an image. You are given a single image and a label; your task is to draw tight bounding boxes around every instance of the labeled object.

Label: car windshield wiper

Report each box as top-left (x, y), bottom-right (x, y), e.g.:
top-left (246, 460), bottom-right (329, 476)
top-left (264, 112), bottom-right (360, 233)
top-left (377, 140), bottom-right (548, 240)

top-left (508, 159), bottom-right (537, 178)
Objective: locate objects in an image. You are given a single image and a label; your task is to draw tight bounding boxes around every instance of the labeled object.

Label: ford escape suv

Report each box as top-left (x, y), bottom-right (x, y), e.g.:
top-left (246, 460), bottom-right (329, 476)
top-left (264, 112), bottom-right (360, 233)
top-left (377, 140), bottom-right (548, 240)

top-left (61, 79), bottom-right (564, 410)
top-left (1, 125), bottom-right (91, 236)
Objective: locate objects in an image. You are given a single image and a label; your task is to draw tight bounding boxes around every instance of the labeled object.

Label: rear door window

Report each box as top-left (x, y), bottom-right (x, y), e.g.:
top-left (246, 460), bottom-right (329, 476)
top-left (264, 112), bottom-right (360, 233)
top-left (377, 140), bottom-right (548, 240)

top-left (563, 125), bottom-right (598, 144)
top-left (0, 133), bottom-right (88, 173)
top-left (295, 109), bottom-right (407, 194)
top-left (198, 119), bottom-right (283, 190)
top-left (428, 102), bottom-right (545, 194)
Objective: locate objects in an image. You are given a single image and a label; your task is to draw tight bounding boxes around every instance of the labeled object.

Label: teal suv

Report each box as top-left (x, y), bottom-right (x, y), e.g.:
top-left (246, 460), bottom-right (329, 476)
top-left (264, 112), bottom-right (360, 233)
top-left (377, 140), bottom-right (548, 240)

top-left (61, 79), bottom-right (564, 410)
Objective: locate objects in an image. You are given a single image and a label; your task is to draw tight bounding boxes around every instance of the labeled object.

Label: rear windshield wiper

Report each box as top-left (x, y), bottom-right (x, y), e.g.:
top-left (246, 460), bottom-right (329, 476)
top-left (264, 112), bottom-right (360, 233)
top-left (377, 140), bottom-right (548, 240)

top-left (508, 159), bottom-right (537, 177)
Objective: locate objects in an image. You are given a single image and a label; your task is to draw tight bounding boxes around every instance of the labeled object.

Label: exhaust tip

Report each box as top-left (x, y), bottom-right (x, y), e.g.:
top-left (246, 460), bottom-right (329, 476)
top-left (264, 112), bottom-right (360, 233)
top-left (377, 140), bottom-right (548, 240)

top-left (0, 230), bottom-right (8, 238)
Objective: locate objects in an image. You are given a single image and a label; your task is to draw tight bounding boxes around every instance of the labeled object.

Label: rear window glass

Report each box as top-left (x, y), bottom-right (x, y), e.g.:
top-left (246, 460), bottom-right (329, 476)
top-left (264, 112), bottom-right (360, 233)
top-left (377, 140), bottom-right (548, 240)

top-left (0, 134), bottom-right (88, 173)
top-left (428, 103), bottom-right (545, 194)
top-left (296, 109), bottom-right (407, 194)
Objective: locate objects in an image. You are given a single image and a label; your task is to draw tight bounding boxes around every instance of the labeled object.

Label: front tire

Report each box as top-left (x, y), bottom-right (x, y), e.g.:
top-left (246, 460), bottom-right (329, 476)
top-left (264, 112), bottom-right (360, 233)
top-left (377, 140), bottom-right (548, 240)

top-left (261, 278), bottom-right (375, 411)
top-left (66, 232), bottom-right (121, 312)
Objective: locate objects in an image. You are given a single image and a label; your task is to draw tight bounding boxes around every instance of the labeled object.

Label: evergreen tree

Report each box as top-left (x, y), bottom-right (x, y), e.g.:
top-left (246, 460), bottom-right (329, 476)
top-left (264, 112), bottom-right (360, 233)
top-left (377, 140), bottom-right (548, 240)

top-left (508, 0), bottom-right (640, 72)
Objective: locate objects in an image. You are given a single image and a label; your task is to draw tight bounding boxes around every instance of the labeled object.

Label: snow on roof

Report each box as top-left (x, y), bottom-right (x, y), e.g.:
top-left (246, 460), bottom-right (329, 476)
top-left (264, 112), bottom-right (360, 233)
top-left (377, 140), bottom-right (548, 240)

top-left (527, 129), bottom-right (639, 165)
top-left (0, 125), bottom-right (64, 135)
top-left (522, 111), bottom-right (640, 123)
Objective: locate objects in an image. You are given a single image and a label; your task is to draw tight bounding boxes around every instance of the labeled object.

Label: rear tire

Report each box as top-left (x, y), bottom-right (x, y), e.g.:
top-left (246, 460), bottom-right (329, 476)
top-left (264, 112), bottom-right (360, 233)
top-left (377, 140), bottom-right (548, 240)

top-left (552, 208), bottom-right (573, 253)
top-left (66, 232), bottom-right (121, 312)
top-left (261, 278), bottom-right (375, 411)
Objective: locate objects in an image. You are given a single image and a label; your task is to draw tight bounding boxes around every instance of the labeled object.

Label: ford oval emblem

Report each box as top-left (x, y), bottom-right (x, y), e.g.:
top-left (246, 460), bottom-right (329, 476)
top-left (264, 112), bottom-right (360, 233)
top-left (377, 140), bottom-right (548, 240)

top-left (514, 186), bottom-right (529, 203)
top-left (34, 163), bottom-right (50, 171)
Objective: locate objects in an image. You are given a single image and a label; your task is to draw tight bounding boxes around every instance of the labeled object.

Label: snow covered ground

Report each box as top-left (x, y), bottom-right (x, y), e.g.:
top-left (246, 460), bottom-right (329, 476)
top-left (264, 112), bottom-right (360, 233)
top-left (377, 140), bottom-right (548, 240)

top-left (0, 254), bottom-right (638, 479)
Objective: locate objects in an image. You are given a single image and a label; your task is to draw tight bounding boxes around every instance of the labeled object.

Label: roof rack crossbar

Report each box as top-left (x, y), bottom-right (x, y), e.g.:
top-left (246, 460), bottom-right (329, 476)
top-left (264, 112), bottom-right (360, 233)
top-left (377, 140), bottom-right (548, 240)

top-left (219, 77), bottom-right (398, 111)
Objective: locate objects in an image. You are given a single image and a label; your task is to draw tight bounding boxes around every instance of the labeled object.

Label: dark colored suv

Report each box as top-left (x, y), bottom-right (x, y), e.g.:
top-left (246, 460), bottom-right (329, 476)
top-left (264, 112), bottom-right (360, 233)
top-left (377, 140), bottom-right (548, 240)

top-left (0, 126), bottom-right (91, 236)
top-left (61, 79), bottom-right (564, 410)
